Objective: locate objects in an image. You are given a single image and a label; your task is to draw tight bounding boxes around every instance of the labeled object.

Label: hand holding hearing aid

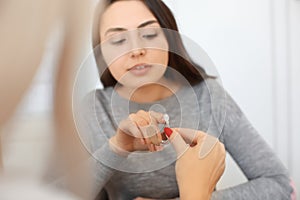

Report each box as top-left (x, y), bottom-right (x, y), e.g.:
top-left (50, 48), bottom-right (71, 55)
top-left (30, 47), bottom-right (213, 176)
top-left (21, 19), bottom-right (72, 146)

top-left (164, 127), bottom-right (226, 200)
top-left (110, 110), bottom-right (165, 153)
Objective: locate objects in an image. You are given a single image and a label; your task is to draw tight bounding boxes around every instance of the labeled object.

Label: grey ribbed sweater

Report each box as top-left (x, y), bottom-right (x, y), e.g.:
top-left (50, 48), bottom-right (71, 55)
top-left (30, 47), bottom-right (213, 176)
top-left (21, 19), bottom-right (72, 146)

top-left (77, 79), bottom-right (293, 200)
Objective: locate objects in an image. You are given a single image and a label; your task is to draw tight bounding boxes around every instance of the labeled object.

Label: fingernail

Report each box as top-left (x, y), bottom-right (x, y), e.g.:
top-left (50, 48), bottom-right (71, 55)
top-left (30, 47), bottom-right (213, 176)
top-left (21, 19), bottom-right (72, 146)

top-left (164, 127), bottom-right (173, 137)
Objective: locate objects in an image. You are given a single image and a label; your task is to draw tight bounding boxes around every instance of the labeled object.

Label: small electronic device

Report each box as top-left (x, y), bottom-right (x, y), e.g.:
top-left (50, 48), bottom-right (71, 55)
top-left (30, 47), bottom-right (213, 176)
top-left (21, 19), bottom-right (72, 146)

top-left (161, 114), bottom-right (170, 144)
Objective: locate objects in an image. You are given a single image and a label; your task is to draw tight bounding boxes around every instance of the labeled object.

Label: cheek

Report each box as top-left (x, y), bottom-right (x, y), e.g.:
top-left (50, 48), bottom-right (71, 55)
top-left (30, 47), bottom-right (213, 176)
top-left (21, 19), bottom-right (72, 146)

top-left (108, 56), bottom-right (127, 81)
top-left (149, 50), bottom-right (169, 79)
top-left (162, 51), bottom-right (169, 66)
top-left (150, 50), bottom-right (169, 66)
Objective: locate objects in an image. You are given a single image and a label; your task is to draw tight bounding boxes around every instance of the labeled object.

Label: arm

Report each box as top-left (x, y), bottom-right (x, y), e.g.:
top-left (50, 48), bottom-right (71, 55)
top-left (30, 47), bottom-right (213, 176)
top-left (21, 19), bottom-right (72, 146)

top-left (50, 141), bottom-right (124, 199)
top-left (211, 94), bottom-right (293, 200)
top-left (74, 94), bottom-right (167, 198)
top-left (56, 94), bottom-right (117, 199)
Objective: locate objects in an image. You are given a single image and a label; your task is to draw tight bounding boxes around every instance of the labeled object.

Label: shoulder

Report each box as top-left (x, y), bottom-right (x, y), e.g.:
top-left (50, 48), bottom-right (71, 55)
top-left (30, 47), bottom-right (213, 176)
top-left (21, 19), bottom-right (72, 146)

top-left (83, 87), bottom-right (113, 106)
top-left (192, 78), bottom-right (246, 141)
top-left (192, 78), bottom-right (226, 100)
top-left (193, 78), bottom-right (243, 116)
top-left (78, 87), bottom-right (114, 118)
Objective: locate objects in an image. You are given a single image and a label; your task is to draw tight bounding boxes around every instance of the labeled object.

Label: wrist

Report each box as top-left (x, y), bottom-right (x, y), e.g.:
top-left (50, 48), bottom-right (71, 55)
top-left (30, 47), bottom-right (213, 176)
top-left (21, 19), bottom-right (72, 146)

top-left (180, 193), bottom-right (210, 200)
top-left (109, 136), bottom-right (130, 157)
top-left (179, 186), bottom-right (211, 200)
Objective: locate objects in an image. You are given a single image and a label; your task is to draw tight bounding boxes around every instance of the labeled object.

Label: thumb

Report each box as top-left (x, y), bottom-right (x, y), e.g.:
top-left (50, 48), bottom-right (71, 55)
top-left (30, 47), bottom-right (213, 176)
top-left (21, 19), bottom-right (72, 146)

top-left (198, 134), bottom-right (220, 159)
top-left (164, 127), bottom-right (189, 158)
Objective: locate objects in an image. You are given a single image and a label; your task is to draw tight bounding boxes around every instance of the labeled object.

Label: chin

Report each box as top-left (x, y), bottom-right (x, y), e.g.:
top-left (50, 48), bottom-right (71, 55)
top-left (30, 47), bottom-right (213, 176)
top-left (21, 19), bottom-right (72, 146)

top-left (130, 77), bottom-right (164, 88)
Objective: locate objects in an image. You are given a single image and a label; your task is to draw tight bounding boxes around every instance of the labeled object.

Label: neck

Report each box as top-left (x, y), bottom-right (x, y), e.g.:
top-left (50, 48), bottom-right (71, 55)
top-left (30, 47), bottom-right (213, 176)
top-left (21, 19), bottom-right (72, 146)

top-left (117, 78), bottom-right (179, 103)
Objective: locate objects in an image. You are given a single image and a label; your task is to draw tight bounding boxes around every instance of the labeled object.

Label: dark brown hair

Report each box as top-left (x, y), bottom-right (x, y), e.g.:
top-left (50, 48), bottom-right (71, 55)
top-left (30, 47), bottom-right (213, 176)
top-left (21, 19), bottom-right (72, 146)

top-left (92, 0), bottom-right (212, 87)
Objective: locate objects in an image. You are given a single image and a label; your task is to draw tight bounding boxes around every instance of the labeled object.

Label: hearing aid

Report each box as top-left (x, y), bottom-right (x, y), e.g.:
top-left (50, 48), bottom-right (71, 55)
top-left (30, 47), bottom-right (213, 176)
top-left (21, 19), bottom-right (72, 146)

top-left (160, 114), bottom-right (170, 144)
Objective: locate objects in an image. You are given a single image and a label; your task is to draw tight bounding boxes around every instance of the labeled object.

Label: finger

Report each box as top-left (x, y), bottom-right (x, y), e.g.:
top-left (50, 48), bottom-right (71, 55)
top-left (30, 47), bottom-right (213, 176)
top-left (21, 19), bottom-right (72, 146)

top-left (156, 129), bottom-right (162, 142)
top-left (147, 111), bottom-right (164, 145)
top-left (149, 135), bottom-right (161, 146)
top-left (175, 128), bottom-right (205, 144)
top-left (136, 111), bottom-right (164, 145)
top-left (136, 110), bottom-right (165, 124)
top-left (135, 115), bottom-right (161, 145)
top-left (165, 127), bottom-right (189, 158)
top-left (145, 125), bottom-right (162, 145)
top-left (129, 113), bottom-right (148, 126)
top-left (144, 137), bottom-right (155, 149)
top-left (147, 143), bottom-right (155, 152)
top-left (119, 119), bottom-right (143, 138)
top-left (129, 114), bottom-right (149, 139)
top-left (136, 110), bottom-right (166, 125)
top-left (133, 139), bottom-right (148, 150)
top-left (152, 144), bottom-right (156, 152)
top-left (138, 126), bottom-right (156, 147)
top-left (136, 110), bottom-right (151, 123)
top-left (136, 110), bottom-right (159, 133)
top-left (134, 128), bottom-right (155, 151)
top-left (132, 112), bottom-right (153, 138)
top-left (140, 138), bottom-right (146, 145)
top-left (149, 110), bottom-right (165, 124)
top-left (198, 135), bottom-right (220, 159)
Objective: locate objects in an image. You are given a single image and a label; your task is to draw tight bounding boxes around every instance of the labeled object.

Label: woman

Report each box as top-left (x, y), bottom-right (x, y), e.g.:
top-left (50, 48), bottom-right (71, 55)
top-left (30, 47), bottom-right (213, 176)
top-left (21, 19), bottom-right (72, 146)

top-left (77, 0), bottom-right (293, 199)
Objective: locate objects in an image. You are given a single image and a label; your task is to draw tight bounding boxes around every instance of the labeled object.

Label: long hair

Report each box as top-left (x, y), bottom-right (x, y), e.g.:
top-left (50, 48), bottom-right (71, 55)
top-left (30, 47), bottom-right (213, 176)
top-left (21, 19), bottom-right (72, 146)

top-left (92, 0), bottom-right (213, 87)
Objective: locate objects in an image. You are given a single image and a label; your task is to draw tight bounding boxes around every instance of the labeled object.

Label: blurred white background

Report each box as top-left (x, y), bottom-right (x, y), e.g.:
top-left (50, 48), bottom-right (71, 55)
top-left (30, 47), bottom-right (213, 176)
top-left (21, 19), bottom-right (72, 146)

top-left (1, 0), bottom-right (299, 194)
top-left (162, 0), bottom-right (300, 192)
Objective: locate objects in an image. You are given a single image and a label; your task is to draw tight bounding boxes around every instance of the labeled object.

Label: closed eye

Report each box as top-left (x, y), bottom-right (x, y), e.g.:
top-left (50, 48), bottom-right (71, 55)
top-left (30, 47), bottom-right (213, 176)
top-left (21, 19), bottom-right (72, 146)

top-left (110, 38), bottom-right (126, 45)
top-left (142, 33), bottom-right (158, 40)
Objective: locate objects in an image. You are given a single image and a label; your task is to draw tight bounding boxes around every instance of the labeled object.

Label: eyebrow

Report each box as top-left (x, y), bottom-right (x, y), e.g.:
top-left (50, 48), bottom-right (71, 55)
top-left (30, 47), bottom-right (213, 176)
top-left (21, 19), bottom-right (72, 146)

top-left (104, 20), bottom-right (158, 36)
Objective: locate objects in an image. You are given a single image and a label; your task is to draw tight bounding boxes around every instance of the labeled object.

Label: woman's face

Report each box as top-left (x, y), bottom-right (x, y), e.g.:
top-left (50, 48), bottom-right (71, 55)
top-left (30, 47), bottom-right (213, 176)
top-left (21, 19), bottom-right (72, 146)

top-left (99, 0), bottom-right (169, 88)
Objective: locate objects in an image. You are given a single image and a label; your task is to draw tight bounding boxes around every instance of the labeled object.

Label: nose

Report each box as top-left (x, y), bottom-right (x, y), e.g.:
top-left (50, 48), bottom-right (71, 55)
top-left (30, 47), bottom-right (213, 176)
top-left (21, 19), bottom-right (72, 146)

top-left (130, 48), bottom-right (146, 58)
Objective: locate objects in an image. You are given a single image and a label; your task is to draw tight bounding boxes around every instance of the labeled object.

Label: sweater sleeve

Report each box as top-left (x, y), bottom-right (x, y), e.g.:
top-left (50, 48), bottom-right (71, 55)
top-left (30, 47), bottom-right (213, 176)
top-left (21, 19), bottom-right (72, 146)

top-left (88, 143), bottom-right (128, 198)
top-left (50, 147), bottom-right (119, 199)
top-left (210, 90), bottom-right (293, 199)
top-left (72, 90), bottom-right (123, 198)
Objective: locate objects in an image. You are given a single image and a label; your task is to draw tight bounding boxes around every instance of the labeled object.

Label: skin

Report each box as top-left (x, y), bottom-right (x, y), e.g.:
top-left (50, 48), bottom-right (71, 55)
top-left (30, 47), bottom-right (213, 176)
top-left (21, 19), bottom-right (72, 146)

top-left (111, 110), bottom-right (165, 152)
top-left (134, 128), bottom-right (226, 200)
top-left (170, 129), bottom-right (225, 200)
top-left (100, 1), bottom-right (179, 149)
top-left (99, 0), bottom-right (178, 102)
top-left (99, 1), bottom-right (226, 199)
top-left (0, 1), bottom-right (224, 199)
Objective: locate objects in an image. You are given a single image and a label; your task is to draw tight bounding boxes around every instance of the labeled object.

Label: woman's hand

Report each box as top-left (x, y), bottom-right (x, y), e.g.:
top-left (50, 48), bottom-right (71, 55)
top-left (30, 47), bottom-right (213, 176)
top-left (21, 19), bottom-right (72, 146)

top-left (110, 110), bottom-right (165, 153)
top-left (134, 198), bottom-right (176, 200)
top-left (167, 128), bottom-right (226, 200)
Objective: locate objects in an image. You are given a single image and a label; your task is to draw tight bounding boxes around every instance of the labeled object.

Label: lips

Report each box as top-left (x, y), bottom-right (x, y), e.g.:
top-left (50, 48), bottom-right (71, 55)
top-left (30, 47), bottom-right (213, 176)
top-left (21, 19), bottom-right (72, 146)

top-left (128, 63), bottom-right (152, 76)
